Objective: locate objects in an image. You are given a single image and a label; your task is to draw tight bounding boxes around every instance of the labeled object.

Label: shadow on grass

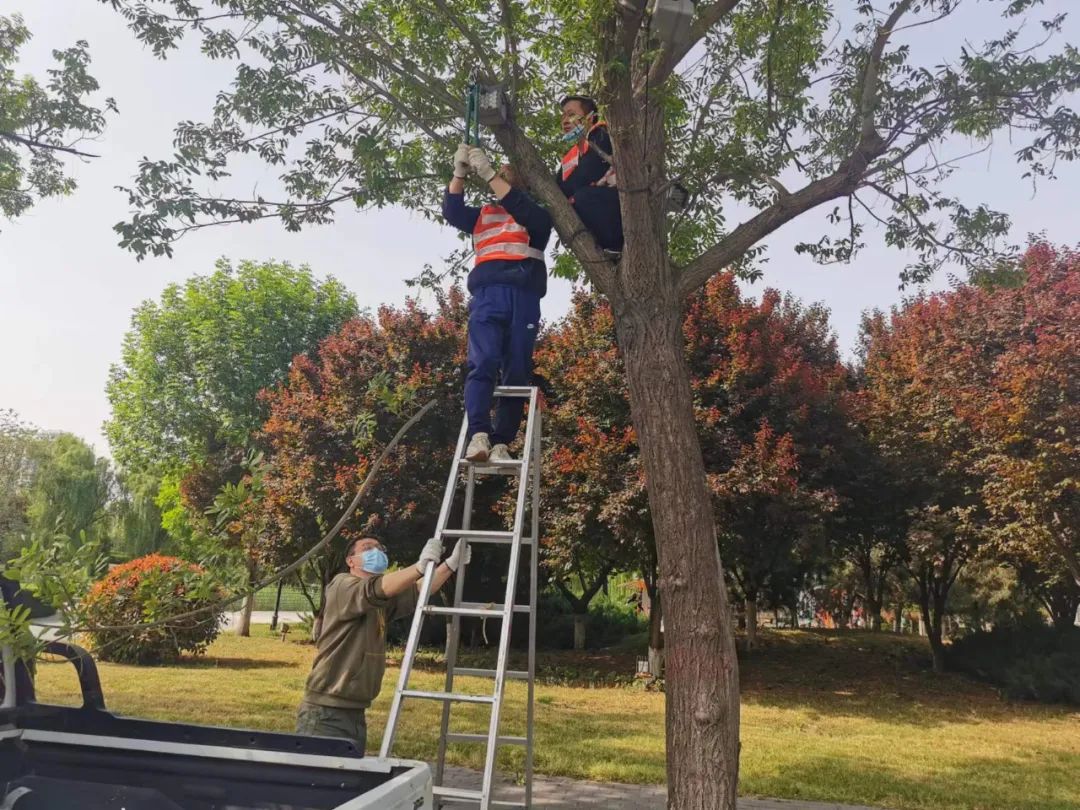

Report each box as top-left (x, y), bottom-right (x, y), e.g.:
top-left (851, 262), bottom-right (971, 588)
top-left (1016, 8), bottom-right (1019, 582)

top-left (736, 629), bottom-right (1075, 729)
top-left (178, 655), bottom-right (295, 670)
top-left (740, 751), bottom-right (1080, 810)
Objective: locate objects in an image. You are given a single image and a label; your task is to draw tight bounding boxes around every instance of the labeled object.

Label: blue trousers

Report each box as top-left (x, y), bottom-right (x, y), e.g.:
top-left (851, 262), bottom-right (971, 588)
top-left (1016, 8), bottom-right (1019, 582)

top-left (466, 284), bottom-right (541, 446)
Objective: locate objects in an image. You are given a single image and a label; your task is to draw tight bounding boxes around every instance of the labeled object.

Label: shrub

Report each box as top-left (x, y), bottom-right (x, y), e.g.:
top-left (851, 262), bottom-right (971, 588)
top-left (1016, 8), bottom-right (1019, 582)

top-left (948, 622), bottom-right (1080, 705)
top-left (81, 554), bottom-right (225, 664)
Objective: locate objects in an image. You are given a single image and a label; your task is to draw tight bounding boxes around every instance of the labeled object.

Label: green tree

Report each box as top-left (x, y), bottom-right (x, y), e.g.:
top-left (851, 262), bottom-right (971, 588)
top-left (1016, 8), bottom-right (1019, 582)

top-left (0, 409), bottom-right (39, 559)
top-left (26, 432), bottom-right (113, 549)
top-left (108, 470), bottom-right (171, 559)
top-left (0, 13), bottom-right (115, 223)
top-left (105, 259), bottom-right (358, 476)
top-left (100, 2), bottom-right (1080, 805)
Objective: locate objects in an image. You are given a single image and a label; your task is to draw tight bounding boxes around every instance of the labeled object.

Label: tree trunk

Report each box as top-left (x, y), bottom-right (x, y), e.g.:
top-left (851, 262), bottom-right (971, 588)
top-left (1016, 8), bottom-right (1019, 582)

top-left (648, 586), bottom-right (665, 677)
top-left (573, 614), bottom-right (587, 650)
top-left (840, 591), bottom-right (856, 629)
top-left (745, 598), bottom-right (758, 648)
top-left (893, 599), bottom-right (903, 634)
top-left (919, 592), bottom-right (947, 673)
top-left (864, 596), bottom-right (882, 632)
top-left (789, 594), bottom-right (800, 629)
top-left (615, 300), bottom-right (740, 810)
top-left (236, 558), bottom-right (257, 637)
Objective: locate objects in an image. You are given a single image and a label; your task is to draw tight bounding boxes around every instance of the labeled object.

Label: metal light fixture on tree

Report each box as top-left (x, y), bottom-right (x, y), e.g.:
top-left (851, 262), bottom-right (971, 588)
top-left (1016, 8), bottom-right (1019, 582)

top-left (464, 81), bottom-right (509, 147)
top-left (648, 0), bottom-right (696, 47)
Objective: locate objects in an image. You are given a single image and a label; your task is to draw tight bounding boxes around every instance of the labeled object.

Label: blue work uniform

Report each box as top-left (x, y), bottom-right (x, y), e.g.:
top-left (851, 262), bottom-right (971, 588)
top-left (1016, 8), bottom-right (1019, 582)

top-left (443, 187), bottom-right (552, 446)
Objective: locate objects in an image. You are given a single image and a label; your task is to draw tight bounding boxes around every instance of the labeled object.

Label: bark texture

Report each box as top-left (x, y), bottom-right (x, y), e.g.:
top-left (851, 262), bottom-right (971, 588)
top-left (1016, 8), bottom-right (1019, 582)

top-left (614, 291), bottom-right (741, 810)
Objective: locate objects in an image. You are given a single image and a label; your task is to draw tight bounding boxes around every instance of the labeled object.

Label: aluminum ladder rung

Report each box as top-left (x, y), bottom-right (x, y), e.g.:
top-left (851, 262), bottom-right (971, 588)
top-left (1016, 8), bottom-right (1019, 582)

top-left (433, 786), bottom-right (526, 808)
top-left (462, 459), bottom-right (524, 476)
top-left (492, 386), bottom-right (533, 397)
top-left (445, 732), bottom-right (528, 746)
top-left (460, 601), bottom-right (530, 614)
top-left (453, 667), bottom-right (528, 681)
top-left (440, 529), bottom-right (528, 545)
top-left (425, 605), bottom-right (504, 618)
top-left (400, 689), bottom-right (494, 704)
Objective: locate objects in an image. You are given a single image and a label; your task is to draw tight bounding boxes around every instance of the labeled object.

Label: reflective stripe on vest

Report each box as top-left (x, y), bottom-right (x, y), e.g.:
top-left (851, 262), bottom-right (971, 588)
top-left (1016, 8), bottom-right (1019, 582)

top-left (472, 204), bottom-right (544, 267)
top-left (559, 121), bottom-right (616, 188)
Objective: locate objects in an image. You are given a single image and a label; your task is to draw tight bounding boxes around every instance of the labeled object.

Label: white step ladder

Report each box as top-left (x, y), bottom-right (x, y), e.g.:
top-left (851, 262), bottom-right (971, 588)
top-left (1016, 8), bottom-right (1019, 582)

top-left (379, 386), bottom-right (540, 809)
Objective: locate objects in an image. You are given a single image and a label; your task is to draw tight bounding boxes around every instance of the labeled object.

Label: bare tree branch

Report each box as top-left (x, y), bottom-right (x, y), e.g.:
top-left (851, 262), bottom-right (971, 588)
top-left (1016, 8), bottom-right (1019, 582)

top-left (429, 0), bottom-right (498, 78)
top-left (286, 1), bottom-right (460, 111)
top-left (0, 131), bottom-right (100, 159)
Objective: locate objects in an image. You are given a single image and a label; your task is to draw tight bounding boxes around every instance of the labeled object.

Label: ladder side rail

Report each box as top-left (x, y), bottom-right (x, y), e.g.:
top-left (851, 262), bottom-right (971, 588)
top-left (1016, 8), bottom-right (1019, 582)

top-left (379, 414), bottom-right (471, 758)
top-left (525, 407), bottom-right (540, 809)
top-left (435, 463), bottom-right (477, 787)
top-left (478, 388), bottom-right (539, 808)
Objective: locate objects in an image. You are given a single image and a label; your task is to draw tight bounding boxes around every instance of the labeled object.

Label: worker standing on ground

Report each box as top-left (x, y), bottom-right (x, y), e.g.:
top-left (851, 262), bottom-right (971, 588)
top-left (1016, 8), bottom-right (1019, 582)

top-left (443, 142), bottom-right (552, 463)
top-left (296, 535), bottom-right (470, 754)
top-left (556, 94), bottom-right (623, 253)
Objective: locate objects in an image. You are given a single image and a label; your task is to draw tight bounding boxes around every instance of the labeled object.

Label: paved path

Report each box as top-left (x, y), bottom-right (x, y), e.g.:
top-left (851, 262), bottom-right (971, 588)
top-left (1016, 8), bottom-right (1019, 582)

top-left (439, 765), bottom-right (888, 810)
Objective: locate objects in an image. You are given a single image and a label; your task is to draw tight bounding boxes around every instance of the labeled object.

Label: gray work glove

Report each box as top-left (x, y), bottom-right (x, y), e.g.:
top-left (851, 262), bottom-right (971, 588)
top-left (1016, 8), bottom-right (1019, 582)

top-left (445, 539), bottom-right (472, 573)
top-left (416, 536), bottom-right (443, 573)
top-left (468, 146), bottom-right (496, 182)
top-left (453, 142), bottom-right (471, 179)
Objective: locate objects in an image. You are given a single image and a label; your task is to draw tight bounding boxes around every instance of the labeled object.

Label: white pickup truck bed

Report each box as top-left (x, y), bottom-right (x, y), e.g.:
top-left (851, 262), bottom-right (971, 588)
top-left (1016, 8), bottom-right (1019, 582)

top-left (0, 642), bottom-right (432, 810)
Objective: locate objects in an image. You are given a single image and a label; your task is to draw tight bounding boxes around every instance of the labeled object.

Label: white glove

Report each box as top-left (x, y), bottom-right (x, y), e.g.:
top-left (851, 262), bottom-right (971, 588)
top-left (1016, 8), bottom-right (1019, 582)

top-left (468, 146), bottom-right (496, 182)
top-left (416, 537), bottom-right (443, 573)
top-left (453, 142), bottom-right (471, 179)
top-left (446, 539), bottom-right (472, 573)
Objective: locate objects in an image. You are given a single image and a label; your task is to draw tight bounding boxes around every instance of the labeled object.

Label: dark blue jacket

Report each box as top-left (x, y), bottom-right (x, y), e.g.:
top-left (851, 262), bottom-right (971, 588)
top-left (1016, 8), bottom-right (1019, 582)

top-left (443, 188), bottom-right (552, 298)
top-left (555, 125), bottom-right (623, 251)
top-left (556, 124), bottom-right (614, 197)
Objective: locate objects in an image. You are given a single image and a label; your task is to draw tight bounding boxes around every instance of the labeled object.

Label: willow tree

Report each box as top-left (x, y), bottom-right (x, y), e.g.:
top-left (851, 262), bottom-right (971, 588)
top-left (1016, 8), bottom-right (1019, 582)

top-left (101, 1), bottom-right (1079, 806)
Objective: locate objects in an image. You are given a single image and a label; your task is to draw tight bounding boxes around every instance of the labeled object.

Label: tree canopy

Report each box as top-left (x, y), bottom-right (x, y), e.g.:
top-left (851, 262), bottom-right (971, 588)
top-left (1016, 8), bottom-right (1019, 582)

top-left (101, 0), bottom-right (1079, 286)
top-left (0, 13), bottom-right (115, 224)
top-left (105, 259), bottom-right (358, 476)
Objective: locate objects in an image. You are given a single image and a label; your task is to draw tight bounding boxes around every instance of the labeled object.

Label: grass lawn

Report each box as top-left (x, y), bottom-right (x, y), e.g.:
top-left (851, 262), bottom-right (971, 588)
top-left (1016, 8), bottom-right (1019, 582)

top-left (34, 628), bottom-right (1080, 810)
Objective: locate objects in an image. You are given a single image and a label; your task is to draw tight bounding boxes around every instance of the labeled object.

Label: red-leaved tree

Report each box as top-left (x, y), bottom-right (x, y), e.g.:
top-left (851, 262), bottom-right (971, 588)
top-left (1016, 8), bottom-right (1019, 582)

top-left (255, 290), bottom-right (468, 615)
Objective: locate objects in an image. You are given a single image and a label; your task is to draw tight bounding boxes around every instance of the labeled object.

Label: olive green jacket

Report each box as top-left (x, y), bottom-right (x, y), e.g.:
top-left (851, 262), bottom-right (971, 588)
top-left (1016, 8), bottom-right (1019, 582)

top-left (303, 572), bottom-right (418, 709)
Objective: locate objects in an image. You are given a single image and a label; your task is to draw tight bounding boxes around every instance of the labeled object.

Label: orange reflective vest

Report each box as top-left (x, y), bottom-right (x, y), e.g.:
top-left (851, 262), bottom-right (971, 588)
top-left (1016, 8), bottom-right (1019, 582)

top-left (472, 204), bottom-right (545, 267)
top-left (559, 121), bottom-right (617, 188)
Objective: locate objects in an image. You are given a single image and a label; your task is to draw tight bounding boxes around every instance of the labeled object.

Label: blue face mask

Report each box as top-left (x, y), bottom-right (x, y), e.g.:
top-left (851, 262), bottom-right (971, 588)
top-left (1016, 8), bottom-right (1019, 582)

top-left (359, 548), bottom-right (388, 575)
top-left (561, 122), bottom-right (585, 142)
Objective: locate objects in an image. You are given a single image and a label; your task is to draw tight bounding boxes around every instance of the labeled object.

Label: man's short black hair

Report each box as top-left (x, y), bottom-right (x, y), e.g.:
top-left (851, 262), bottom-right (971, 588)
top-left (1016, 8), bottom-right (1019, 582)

top-left (347, 535), bottom-right (386, 557)
top-left (560, 94), bottom-right (598, 116)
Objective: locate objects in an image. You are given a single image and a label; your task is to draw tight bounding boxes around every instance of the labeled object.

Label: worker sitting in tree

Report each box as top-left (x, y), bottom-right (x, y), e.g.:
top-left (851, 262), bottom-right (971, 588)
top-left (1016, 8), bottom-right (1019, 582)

top-left (443, 142), bottom-right (552, 463)
top-left (556, 94), bottom-right (623, 253)
top-left (296, 535), bottom-right (469, 754)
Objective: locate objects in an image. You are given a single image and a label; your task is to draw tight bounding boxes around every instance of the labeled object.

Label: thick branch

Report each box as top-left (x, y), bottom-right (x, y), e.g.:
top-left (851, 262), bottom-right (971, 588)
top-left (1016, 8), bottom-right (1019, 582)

top-left (858, 0), bottom-right (915, 142)
top-left (676, 1), bottom-right (916, 296)
top-left (677, 148), bottom-right (880, 297)
top-left (492, 122), bottom-right (617, 293)
top-left (497, 0), bottom-right (522, 97)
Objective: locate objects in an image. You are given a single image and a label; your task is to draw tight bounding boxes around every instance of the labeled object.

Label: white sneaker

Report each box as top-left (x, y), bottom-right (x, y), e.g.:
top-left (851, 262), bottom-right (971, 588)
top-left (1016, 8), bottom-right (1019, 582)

top-left (465, 432), bottom-right (491, 462)
top-left (489, 443), bottom-right (513, 462)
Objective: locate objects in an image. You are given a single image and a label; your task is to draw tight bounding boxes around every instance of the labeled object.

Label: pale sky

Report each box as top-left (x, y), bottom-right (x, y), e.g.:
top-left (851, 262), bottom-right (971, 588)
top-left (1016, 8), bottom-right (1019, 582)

top-left (2, 1), bottom-right (1077, 457)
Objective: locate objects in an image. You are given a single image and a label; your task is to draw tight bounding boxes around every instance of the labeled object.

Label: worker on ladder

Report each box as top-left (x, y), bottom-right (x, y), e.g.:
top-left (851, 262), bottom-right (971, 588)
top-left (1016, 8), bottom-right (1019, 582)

top-left (443, 143), bottom-right (552, 464)
top-left (556, 94), bottom-right (623, 253)
top-left (296, 535), bottom-right (470, 754)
